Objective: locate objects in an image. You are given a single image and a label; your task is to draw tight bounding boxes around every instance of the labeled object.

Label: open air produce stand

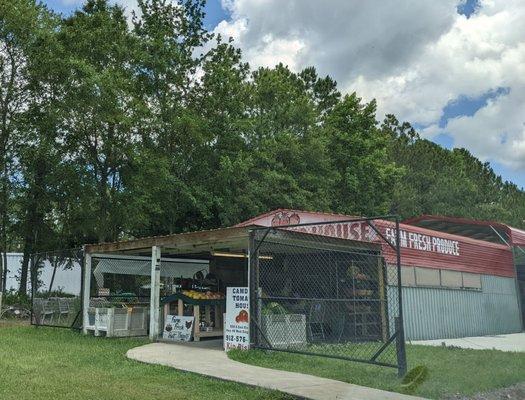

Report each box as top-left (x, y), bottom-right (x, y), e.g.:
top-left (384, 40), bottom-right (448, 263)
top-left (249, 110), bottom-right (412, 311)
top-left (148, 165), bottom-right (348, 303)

top-left (82, 216), bottom-right (389, 349)
top-left (162, 292), bottom-right (225, 341)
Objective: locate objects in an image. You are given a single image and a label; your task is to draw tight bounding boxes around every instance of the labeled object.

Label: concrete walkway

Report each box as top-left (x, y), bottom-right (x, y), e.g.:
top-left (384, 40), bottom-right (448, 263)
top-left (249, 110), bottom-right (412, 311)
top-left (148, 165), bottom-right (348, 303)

top-left (412, 332), bottom-right (525, 352)
top-left (127, 342), bottom-right (423, 400)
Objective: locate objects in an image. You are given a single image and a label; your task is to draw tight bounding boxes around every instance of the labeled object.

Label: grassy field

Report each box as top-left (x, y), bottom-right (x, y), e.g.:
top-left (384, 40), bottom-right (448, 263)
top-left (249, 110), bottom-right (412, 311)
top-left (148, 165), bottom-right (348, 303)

top-left (0, 324), bottom-right (291, 400)
top-left (229, 344), bottom-right (525, 399)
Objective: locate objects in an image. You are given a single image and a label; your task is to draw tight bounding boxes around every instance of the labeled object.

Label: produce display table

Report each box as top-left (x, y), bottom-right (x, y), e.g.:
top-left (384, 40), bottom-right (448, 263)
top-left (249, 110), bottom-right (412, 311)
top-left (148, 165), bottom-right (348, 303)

top-left (161, 293), bottom-right (225, 341)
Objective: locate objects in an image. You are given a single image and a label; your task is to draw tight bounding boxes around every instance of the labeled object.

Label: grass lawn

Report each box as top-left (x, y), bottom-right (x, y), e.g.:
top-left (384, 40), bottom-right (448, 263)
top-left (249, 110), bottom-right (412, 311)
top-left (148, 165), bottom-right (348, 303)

top-left (228, 344), bottom-right (525, 399)
top-left (0, 324), bottom-right (291, 400)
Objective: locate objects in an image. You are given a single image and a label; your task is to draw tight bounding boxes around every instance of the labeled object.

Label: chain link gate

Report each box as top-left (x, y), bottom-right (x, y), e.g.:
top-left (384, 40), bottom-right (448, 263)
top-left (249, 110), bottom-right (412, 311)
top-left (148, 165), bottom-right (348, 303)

top-left (249, 216), bottom-right (407, 376)
top-left (30, 248), bottom-right (84, 329)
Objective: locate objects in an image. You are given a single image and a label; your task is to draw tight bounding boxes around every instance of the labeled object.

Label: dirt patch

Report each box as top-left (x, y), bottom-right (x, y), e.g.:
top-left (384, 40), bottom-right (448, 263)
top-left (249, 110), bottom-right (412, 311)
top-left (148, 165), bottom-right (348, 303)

top-left (445, 383), bottom-right (525, 400)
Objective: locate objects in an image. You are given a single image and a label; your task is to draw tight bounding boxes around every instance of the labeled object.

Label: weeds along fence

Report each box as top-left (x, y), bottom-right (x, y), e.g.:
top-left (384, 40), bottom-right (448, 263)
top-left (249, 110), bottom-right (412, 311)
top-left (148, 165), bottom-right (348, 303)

top-left (249, 216), bottom-right (407, 376)
top-left (30, 249), bottom-right (83, 329)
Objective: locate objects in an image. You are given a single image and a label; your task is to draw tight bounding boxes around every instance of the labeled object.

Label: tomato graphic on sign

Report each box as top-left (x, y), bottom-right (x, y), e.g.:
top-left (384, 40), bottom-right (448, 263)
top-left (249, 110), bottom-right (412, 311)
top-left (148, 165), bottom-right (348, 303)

top-left (235, 309), bottom-right (249, 323)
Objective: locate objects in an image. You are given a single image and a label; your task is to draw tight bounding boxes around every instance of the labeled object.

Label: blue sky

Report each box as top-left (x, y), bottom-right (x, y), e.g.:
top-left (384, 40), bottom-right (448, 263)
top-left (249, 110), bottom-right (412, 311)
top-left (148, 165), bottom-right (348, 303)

top-left (42, 0), bottom-right (524, 189)
top-left (43, 0), bottom-right (229, 27)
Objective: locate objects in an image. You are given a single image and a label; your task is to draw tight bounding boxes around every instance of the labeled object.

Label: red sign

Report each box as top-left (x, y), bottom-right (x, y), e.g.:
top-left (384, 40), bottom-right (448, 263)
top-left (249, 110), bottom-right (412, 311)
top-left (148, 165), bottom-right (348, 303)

top-left (237, 209), bottom-right (514, 277)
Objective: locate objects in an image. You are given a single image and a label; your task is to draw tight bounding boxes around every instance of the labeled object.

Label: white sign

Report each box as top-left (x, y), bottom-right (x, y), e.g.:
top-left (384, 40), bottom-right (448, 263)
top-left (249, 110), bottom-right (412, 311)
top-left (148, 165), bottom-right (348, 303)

top-left (385, 228), bottom-right (460, 256)
top-left (224, 287), bottom-right (250, 351)
top-left (278, 215), bottom-right (460, 257)
top-left (163, 315), bottom-right (194, 341)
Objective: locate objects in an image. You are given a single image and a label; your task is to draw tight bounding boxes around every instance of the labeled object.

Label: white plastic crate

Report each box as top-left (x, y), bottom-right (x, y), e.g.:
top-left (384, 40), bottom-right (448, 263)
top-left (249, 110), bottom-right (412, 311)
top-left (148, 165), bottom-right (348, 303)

top-left (85, 307), bottom-right (149, 337)
top-left (261, 314), bottom-right (307, 349)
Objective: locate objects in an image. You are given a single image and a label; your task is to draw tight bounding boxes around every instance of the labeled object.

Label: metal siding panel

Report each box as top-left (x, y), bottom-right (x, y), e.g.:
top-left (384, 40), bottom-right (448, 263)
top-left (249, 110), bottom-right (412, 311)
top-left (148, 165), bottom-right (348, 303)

top-left (395, 275), bottom-right (521, 340)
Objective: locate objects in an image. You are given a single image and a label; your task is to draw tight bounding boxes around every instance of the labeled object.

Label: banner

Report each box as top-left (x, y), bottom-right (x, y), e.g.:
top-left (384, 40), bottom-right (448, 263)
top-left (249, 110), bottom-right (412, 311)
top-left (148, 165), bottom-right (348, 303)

top-left (224, 287), bottom-right (250, 351)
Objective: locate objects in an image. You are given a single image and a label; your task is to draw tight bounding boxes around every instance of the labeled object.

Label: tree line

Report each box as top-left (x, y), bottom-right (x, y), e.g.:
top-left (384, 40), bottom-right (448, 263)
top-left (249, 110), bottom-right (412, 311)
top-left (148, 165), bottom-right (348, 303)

top-left (1, 0), bottom-right (524, 295)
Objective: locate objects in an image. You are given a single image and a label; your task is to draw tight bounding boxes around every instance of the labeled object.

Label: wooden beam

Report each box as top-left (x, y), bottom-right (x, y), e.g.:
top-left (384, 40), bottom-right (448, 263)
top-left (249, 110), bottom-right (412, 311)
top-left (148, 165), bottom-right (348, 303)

top-left (149, 246), bottom-right (161, 340)
top-left (84, 226), bottom-right (250, 254)
top-left (82, 252), bottom-right (92, 335)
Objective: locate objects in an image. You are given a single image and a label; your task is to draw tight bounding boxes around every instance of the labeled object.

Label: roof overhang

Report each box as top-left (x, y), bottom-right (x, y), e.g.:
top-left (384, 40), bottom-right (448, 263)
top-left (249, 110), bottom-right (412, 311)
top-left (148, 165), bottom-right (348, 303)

top-left (85, 222), bottom-right (381, 257)
top-left (403, 215), bottom-right (512, 245)
top-left (84, 226), bottom-right (252, 256)
top-left (252, 226), bottom-right (381, 254)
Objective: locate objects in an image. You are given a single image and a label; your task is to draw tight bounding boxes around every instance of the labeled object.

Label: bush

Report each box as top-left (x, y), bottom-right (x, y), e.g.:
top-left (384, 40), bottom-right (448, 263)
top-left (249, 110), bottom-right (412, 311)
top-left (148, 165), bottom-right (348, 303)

top-left (262, 302), bottom-right (288, 315)
top-left (1, 289), bottom-right (31, 308)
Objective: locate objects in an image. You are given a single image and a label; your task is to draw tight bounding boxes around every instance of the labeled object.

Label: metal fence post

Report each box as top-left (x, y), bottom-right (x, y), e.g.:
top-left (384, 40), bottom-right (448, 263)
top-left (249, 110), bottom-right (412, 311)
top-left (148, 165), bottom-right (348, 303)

top-left (395, 217), bottom-right (407, 377)
top-left (248, 230), bottom-right (260, 347)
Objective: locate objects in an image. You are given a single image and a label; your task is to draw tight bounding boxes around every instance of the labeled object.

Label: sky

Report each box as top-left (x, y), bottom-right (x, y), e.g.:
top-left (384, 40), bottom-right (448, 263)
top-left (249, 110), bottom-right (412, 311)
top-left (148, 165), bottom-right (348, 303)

top-left (43, 0), bottom-right (525, 189)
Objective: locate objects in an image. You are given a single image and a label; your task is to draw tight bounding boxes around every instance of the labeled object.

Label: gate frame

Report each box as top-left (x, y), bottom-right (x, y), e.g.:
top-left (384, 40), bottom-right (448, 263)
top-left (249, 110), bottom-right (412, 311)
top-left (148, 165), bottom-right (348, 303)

top-left (30, 248), bottom-right (84, 330)
top-left (248, 215), bottom-right (407, 377)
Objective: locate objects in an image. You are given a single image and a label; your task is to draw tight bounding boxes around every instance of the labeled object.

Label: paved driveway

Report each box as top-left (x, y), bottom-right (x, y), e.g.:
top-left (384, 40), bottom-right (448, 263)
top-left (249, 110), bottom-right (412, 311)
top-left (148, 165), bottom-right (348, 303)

top-left (412, 332), bottom-right (525, 352)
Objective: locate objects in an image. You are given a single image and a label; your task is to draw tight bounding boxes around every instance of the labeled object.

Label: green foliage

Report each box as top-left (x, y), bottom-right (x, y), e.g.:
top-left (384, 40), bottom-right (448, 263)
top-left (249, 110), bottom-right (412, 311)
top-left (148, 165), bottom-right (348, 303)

top-left (1, 289), bottom-right (30, 308)
top-left (1, 0), bottom-right (524, 295)
top-left (400, 365), bottom-right (429, 393)
top-left (325, 94), bottom-right (401, 215)
top-left (383, 115), bottom-right (525, 228)
top-left (262, 302), bottom-right (288, 315)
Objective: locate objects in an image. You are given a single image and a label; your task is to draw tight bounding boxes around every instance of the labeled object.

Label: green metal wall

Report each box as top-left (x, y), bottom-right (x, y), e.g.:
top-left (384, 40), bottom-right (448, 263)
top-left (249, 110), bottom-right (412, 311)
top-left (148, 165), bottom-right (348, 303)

top-left (389, 275), bottom-right (522, 340)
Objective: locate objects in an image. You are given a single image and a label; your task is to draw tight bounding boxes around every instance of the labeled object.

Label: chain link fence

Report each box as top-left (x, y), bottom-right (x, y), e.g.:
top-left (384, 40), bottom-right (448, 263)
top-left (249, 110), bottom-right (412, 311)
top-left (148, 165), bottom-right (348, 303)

top-left (249, 216), bottom-right (406, 375)
top-left (30, 249), bottom-right (83, 329)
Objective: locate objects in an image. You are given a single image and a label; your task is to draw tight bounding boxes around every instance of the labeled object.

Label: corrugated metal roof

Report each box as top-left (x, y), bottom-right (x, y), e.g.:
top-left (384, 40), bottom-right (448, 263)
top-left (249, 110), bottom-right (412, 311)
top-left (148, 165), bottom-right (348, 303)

top-left (403, 214), bottom-right (525, 246)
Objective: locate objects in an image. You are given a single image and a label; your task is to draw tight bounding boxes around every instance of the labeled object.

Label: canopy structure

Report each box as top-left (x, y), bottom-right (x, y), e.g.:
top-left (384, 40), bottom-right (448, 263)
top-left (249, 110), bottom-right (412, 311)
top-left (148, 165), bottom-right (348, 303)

top-left (83, 226), bottom-right (253, 339)
top-left (91, 254), bottom-right (209, 289)
top-left (84, 226), bottom-right (251, 256)
top-left (82, 223), bottom-right (383, 340)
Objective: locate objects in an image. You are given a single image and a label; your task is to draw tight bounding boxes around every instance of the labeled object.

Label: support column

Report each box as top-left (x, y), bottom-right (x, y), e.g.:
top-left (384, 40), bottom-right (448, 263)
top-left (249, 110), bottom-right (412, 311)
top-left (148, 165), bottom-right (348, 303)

top-left (149, 245), bottom-right (161, 340)
top-left (82, 252), bottom-right (92, 334)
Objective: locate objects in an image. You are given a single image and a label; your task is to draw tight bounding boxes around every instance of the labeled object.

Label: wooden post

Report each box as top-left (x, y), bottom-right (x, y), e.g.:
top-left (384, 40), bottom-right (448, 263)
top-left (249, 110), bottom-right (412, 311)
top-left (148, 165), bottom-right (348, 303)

top-left (214, 305), bottom-right (220, 329)
top-left (107, 308), bottom-right (115, 338)
top-left (205, 304), bottom-right (211, 326)
top-left (163, 303), bottom-right (169, 322)
top-left (193, 305), bottom-right (200, 341)
top-left (82, 252), bottom-right (92, 334)
top-left (126, 307), bottom-right (132, 332)
top-left (94, 308), bottom-right (100, 336)
top-left (178, 299), bottom-right (183, 316)
top-left (149, 246), bottom-right (161, 340)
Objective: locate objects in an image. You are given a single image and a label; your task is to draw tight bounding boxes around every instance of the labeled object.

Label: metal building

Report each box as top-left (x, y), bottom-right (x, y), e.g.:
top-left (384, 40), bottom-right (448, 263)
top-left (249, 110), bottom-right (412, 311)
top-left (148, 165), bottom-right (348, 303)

top-left (70, 209), bottom-right (524, 342)
top-left (238, 210), bottom-right (524, 340)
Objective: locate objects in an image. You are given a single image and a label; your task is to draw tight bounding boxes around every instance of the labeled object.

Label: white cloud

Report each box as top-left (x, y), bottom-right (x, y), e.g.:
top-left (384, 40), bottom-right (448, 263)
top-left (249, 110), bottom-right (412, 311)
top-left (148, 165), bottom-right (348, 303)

top-left (58, 0), bottom-right (84, 5)
top-left (214, 0), bottom-right (525, 171)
